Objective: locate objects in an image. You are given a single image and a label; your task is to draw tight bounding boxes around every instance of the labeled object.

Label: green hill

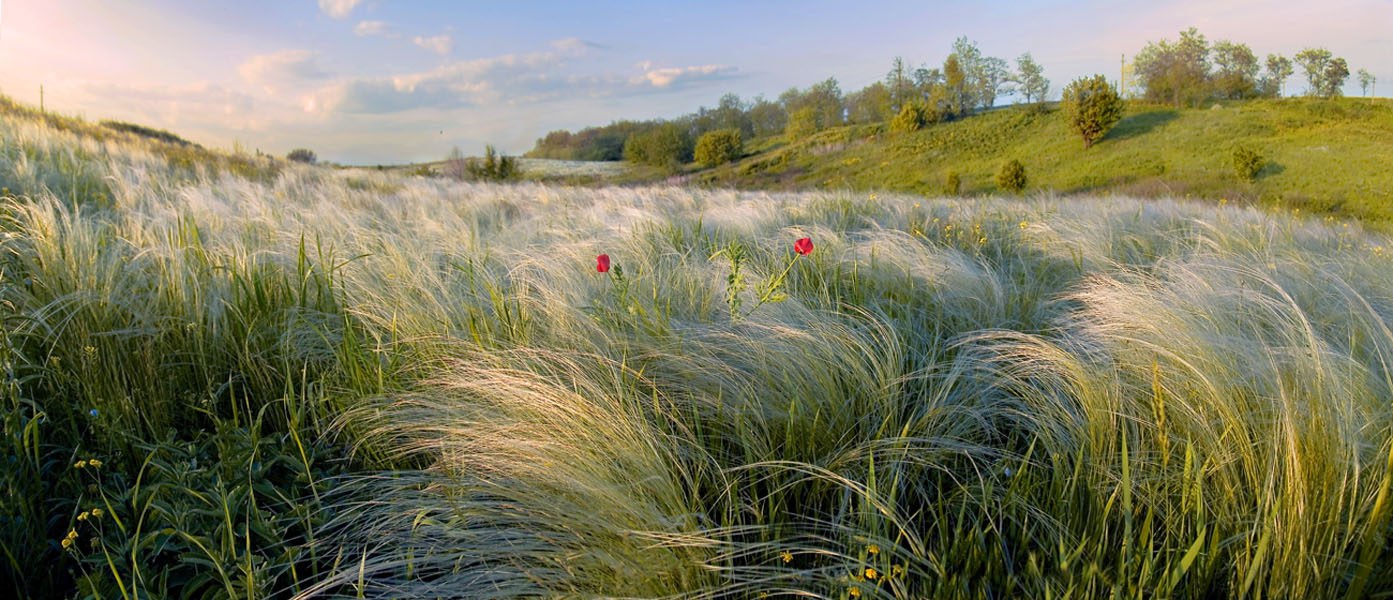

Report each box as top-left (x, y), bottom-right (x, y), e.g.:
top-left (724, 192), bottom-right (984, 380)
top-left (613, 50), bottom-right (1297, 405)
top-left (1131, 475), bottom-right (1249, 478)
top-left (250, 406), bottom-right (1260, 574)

top-left (691, 98), bottom-right (1393, 224)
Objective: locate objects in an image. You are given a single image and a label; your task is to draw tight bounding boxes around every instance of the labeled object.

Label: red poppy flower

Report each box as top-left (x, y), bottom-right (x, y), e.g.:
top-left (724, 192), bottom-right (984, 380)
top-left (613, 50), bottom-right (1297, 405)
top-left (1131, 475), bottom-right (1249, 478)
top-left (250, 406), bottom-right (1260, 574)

top-left (794, 237), bottom-right (814, 256)
top-left (596, 254), bottom-right (611, 273)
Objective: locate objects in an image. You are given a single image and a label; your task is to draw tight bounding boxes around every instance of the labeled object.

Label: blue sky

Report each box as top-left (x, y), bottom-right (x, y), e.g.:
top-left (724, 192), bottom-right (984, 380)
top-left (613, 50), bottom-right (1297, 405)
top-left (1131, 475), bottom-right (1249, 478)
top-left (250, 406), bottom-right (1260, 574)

top-left (1, 0), bottom-right (1388, 164)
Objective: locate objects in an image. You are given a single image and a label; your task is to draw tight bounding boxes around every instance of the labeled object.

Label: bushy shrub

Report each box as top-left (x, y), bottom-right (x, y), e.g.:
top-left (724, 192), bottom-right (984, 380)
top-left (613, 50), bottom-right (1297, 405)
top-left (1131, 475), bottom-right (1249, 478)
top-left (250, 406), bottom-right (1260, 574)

top-left (891, 102), bottom-right (930, 133)
top-left (1061, 75), bottom-right (1124, 148)
top-left (694, 129), bottom-right (742, 168)
top-left (945, 170), bottom-right (962, 195)
top-left (784, 106), bottom-right (820, 140)
top-left (467, 145), bottom-right (518, 181)
top-left (287, 148), bottom-right (317, 164)
top-left (997, 159), bottom-right (1027, 194)
top-left (1232, 146), bottom-right (1265, 182)
top-left (623, 123), bottom-right (693, 172)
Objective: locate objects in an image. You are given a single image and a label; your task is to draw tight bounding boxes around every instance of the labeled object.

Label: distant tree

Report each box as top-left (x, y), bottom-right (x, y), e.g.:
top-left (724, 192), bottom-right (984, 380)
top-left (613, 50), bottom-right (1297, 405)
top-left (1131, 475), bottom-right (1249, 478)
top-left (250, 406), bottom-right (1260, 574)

top-left (1211, 40), bottom-right (1259, 99)
top-left (806, 77), bottom-right (845, 129)
top-left (1014, 52), bottom-right (1050, 105)
top-left (467, 145), bottom-right (517, 181)
top-left (845, 82), bottom-right (893, 124)
top-left (951, 37), bottom-right (1010, 110)
top-left (1061, 75), bottom-right (1124, 149)
top-left (886, 56), bottom-right (917, 112)
top-left (1358, 69), bottom-right (1377, 97)
top-left (1295, 48), bottom-right (1350, 98)
top-left (624, 123), bottom-right (692, 171)
top-left (286, 148), bottom-right (317, 164)
top-left (940, 54), bottom-right (969, 119)
top-left (713, 93), bottom-right (754, 139)
top-left (1261, 54), bottom-right (1294, 98)
top-left (1133, 27), bottom-right (1211, 107)
top-left (890, 101), bottom-right (932, 133)
top-left (694, 129), bottom-right (742, 167)
top-left (747, 96), bottom-right (787, 138)
top-left (1231, 146), bottom-right (1265, 182)
top-left (997, 159), bottom-right (1027, 194)
top-left (784, 106), bottom-right (821, 139)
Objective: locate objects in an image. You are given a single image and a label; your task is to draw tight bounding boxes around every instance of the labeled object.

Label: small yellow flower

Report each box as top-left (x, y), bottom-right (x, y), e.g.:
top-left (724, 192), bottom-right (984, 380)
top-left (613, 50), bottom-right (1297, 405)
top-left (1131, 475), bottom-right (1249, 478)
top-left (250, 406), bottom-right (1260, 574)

top-left (88, 459), bottom-right (102, 468)
top-left (1019, 220), bottom-right (1029, 230)
top-left (780, 550), bottom-right (793, 564)
top-left (867, 544), bottom-right (879, 555)
top-left (848, 587), bottom-right (862, 598)
top-left (61, 537), bottom-right (73, 550)
top-left (90, 508), bottom-right (104, 518)
top-left (77, 511), bottom-right (89, 522)
top-left (865, 567), bottom-right (878, 580)
top-left (74, 460), bottom-right (88, 469)
top-left (66, 529), bottom-right (78, 540)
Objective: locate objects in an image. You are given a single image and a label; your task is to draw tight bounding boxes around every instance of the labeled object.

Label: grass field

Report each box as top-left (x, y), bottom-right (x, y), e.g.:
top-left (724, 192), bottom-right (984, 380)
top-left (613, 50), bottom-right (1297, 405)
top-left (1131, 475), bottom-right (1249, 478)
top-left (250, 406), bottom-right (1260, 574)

top-left (4, 99), bottom-right (1393, 598)
top-left (695, 98), bottom-right (1393, 226)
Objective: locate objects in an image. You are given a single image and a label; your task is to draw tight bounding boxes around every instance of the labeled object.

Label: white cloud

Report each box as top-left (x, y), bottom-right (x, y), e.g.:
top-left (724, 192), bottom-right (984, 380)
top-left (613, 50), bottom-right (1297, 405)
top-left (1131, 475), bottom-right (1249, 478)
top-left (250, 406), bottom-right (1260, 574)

top-left (318, 0), bottom-right (361, 20)
top-left (413, 34), bottom-right (454, 55)
top-left (353, 20), bottom-right (392, 37)
top-left (303, 40), bottom-right (743, 116)
top-left (238, 50), bottom-right (330, 94)
top-left (633, 63), bottom-right (738, 88)
top-left (306, 39), bottom-right (605, 114)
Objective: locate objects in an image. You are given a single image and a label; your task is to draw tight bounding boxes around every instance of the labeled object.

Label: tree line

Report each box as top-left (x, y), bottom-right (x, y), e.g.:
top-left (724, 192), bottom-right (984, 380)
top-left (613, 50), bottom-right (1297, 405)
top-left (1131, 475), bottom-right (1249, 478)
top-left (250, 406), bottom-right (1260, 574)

top-left (524, 28), bottom-right (1373, 171)
top-left (1130, 27), bottom-right (1361, 105)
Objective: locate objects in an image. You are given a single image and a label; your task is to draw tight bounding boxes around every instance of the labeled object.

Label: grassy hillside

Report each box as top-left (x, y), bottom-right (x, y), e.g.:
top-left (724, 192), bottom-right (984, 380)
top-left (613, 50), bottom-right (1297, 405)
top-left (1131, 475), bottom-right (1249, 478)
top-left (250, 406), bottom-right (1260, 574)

top-left (5, 93), bottom-right (1393, 598)
top-left (695, 98), bottom-right (1393, 224)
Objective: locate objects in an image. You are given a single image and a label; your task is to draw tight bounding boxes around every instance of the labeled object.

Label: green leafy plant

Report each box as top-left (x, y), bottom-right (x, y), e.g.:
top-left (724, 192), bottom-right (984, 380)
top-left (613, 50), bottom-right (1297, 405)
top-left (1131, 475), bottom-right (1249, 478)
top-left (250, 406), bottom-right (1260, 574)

top-left (1061, 75), bottom-right (1124, 148)
top-left (1232, 145), bottom-right (1265, 182)
top-left (997, 159), bottom-right (1027, 193)
top-left (694, 129), bottom-right (743, 168)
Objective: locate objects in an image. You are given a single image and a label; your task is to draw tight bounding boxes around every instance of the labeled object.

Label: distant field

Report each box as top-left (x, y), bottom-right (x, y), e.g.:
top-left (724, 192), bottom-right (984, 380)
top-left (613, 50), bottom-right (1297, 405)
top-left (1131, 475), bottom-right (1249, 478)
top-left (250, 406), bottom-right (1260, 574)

top-left (692, 98), bottom-right (1393, 225)
top-left (517, 157), bottom-right (629, 178)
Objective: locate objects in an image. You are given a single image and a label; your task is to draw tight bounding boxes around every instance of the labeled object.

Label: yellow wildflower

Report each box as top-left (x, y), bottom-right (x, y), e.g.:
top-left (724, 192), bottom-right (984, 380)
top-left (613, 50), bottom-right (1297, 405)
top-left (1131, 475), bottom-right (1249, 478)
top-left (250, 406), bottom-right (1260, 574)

top-left (1019, 220), bottom-right (1029, 230)
top-left (66, 529), bottom-right (78, 540)
top-left (867, 544), bottom-right (879, 555)
top-left (780, 550), bottom-right (793, 564)
top-left (88, 458), bottom-right (102, 468)
top-left (74, 460), bottom-right (88, 469)
top-left (61, 538), bottom-right (73, 550)
top-left (865, 567), bottom-right (878, 580)
top-left (848, 587), bottom-right (862, 598)
top-left (91, 508), bottom-right (104, 518)
top-left (77, 511), bottom-right (89, 521)
top-left (891, 564), bottom-right (906, 578)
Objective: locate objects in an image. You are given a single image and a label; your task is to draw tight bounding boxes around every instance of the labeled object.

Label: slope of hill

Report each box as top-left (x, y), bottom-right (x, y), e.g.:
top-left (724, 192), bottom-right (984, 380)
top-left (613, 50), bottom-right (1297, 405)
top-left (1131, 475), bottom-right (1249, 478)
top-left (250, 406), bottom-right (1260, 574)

top-left (692, 98), bottom-right (1393, 224)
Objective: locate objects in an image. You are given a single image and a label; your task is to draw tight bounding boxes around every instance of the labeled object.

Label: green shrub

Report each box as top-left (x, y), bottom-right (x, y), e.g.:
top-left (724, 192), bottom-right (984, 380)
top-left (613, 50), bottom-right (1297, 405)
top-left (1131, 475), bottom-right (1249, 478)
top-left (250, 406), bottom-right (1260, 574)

top-left (467, 145), bottom-right (518, 181)
top-left (624, 123), bottom-right (693, 171)
top-left (1232, 145), bottom-right (1265, 182)
top-left (287, 148), bottom-right (317, 164)
top-left (997, 159), bottom-right (1027, 194)
top-left (1061, 75), bottom-right (1124, 148)
top-left (785, 106), bottom-right (820, 139)
top-left (891, 102), bottom-right (930, 133)
top-left (694, 129), bottom-right (742, 168)
top-left (945, 170), bottom-right (962, 195)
